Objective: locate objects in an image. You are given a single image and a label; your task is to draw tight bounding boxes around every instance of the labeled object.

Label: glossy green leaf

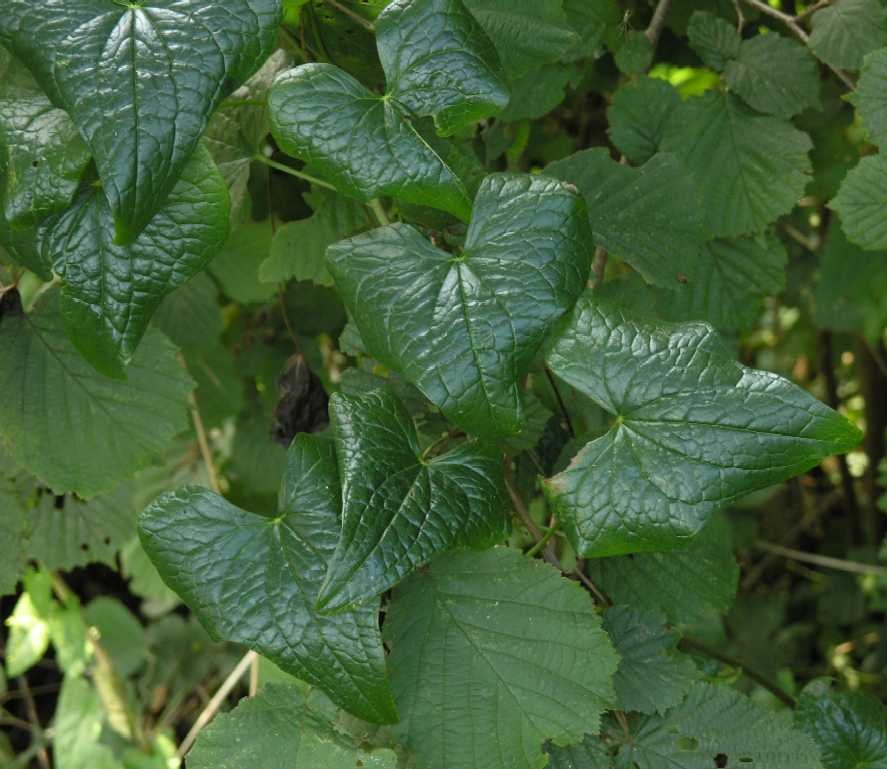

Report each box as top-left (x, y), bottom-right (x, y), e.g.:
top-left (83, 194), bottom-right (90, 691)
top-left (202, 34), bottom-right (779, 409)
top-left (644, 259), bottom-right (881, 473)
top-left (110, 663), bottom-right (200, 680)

top-left (328, 173), bottom-right (593, 438)
top-left (686, 11), bottom-right (740, 71)
top-left (603, 606), bottom-right (698, 715)
top-left (0, 0), bottom-right (282, 243)
top-left (588, 514), bottom-right (739, 626)
top-left (139, 434), bottom-right (397, 723)
top-left (809, 0), bottom-right (887, 71)
top-left (0, 47), bottom-right (90, 231)
top-left (44, 144), bottom-right (229, 377)
top-left (0, 293), bottom-right (193, 498)
top-left (855, 48), bottom-right (887, 149)
top-left (261, 189), bottom-right (370, 286)
top-left (464, 0), bottom-right (576, 78)
top-left (661, 91), bottom-right (812, 238)
top-left (607, 76), bottom-right (681, 165)
top-left (832, 155), bottom-right (887, 250)
top-left (797, 679), bottom-right (887, 769)
top-left (546, 150), bottom-right (705, 289)
top-left (189, 684), bottom-right (398, 769)
top-left (724, 34), bottom-right (821, 118)
top-left (316, 389), bottom-right (508, 612)
top-left (624, 681), bottom-right (824, 769)
top-left (544, 297), bottom-right (861, 556)
top-left (385, 548), bottom-right (619, 769)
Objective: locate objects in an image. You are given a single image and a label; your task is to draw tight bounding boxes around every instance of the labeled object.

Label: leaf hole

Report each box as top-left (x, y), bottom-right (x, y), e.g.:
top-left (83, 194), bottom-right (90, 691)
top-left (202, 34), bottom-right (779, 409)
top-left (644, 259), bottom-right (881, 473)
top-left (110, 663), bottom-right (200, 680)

top-left (715, 754), bottom-right (728, 768)
top-left (54, 495), bottom-right (66, 510)
top-left (80, 543), bottom-right (89, 552)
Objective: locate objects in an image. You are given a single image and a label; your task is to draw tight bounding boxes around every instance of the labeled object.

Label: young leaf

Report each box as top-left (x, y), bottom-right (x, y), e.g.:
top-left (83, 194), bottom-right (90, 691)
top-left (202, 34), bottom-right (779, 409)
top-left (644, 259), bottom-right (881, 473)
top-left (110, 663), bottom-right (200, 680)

top-left (808, 0), bottom-right (887, 71)
top-left (796, 679), bottom-right (887, 769)
top-left (660, 91), bottom-right (812, 238)
top-left (544, 297), bottom-right (861, 556)
top-left (546, 150), bottom-right (705, 289)
top-left (139, 434), bottom-right (398, 724)
top-left (328, 174), bottom-right (593, 438)
top-left (316, 389), bottom-right (508, 612)
top-left (607, 76), bottom-right (681, 165)
top-left (384, 548), bottom-right (619, 769)
top-left (188, 684), bottom-right (398, 769)
top-left (831, 155), bottom-right (887, 250)
top-left (45, 144), bottom-right (229, 377)
top-left (624, 681), bottom-right (824, 769)
top-left (686, 11), bottom-right (741, 71)
top-left (588, 514), bottom-right (739, 626)
top-left (603, 606), bottom-right (699, 715)
top-left (0, 0), bottom-right (282, 243)
top-left (0, 293), bottom-right (193, 499)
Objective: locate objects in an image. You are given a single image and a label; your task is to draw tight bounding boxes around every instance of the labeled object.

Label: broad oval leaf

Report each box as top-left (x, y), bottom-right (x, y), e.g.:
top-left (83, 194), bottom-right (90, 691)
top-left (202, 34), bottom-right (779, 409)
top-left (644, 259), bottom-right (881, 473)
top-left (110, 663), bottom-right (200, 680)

top-left (808, 0), bottom-right (887, 71)
top-left (544, 297), bottom-right (862, 556)
top-left (385, 548), bottom-right (619, 769)
top-left (831, 154), bottom-right (887, 250)
top-left (686, 11), bottom-right (740, 71)
top-left (0, 0), bottom-right (282, 243)
top-left (317, 388), bottom-right (508, 612)
top-left (45, 144), bottom-right (230, 378)
top-left (327, 173), bottom-right (593, 438)
top-left (0, 292), bottom-right (194, 498)
top-left (139, 434), bottom-right (398, 724)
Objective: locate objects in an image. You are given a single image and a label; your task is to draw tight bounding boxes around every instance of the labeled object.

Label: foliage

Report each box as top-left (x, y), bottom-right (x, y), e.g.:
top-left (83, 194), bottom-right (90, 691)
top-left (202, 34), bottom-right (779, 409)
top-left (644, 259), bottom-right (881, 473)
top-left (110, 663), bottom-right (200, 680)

top-left (1, 0), bottom-right (886, 767)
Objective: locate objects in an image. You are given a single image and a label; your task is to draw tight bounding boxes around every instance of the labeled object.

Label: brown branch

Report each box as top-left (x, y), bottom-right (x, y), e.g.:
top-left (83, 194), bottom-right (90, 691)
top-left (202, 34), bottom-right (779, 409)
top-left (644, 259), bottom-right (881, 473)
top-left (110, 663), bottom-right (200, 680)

top-left (323, 0), bottom-right (374, 31)
top-left (645, 0), bottom-right (673, 49)
top-left (756, 541), bottom-right (887, 577)
top-left (18, 677), bottom-right (50, 769)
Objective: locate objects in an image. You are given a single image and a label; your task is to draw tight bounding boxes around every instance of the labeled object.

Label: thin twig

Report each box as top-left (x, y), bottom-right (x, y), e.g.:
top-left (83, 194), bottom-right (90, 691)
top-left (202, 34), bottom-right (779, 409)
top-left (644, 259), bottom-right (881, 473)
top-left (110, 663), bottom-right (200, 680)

top-left (254, 153), bottom-right (338, 191)
top-left (591, 246), bottom-right (608, 289)
top-left (544, 367), bottom-right (576, 439)
top-left (795, 0), bottom-right (831, 22)
top-left (324, 0), bottom-right (374, 31)
top-left (18, 678), bottom-right (50, 769)
top-left (176, 650), bottom-right (258, 759)
top-left (680, 637), bottom-right (796, 707)
top-left (526, 522), bottom-right (559, 558)
top-left (645, 0), bottom-right (673, 49)
top-left (188, 390), bottom-right (222, 494)
top-left (733, 0), bottom-right (745, 32)
top-left (249, 656), bottom-right (260, 698)
top-left (756, 541), bottom-right (887, 577)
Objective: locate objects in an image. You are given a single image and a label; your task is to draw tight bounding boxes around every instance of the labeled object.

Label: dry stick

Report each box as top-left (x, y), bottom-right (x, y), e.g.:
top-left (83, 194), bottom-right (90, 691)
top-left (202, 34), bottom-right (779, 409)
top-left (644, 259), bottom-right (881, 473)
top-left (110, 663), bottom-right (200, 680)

top-left (324, 0), bottom-right (375, 32)
top-left (679, 637), bottom-right (796, 707)
top-left (188, 390), bottom-right (221, 495)
top-left (18, 677), bottom-right (50, 769)
top-left (645, 0), bottom-right (673, 47)
top-left (176, 650), bottom-right (259, 759)
top-left (756, 541), bottom-right (887, 577)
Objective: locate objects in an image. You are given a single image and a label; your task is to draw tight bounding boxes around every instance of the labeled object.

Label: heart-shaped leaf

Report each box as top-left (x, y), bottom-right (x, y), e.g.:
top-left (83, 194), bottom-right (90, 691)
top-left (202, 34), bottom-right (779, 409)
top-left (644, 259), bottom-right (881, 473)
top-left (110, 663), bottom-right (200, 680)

top-left (544, 297), bottom-right (862, 557)
top-left (44, 144), bottom-right (229, 378)
top-left (316, 388), bottom-right (507, 613)
top-left (0, 0), bottom-right (282, 243)
top-left (327, 173), bottom-right (593, 438)
top-left (268, 0), bottom-right (508, 220)
top-left (139, 434), bottom-right (397, 724)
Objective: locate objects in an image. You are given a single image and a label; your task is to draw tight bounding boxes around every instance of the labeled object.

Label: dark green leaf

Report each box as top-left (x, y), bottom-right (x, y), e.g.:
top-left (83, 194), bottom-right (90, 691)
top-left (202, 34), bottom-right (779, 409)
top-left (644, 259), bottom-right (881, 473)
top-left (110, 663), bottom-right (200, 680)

top-left (809, 0), bottom-right (887, 71)
top-left (797, 679), bottom-right (887, 769)
top-left (561, 0), bottom-right (620, 62)
top-left (209, 219), bottom-right (276, 304)
top-left (614, 31), bottom-right (654, 75)
top-left (607, 76), bottom-right (681, 165)
top-left (45, 144), bottom-right (229, 377)
top-left (544, 297), bottom-right (861, 556)
top-left (661, 91), bottom-right (812, 237)
top-left (328, 173), bottom-right (592, 438)
top-left (385, 548), bottom-right (619, 769)
top-left (0, 293), bottom-right (193, 498)
top-left (0, 0), bottom-right (282, 242)
top-left (316, 389), bottom-right (507, 612)
top-left (139, 434), bottom-right (398, 724)
top-left (547, 735), bottom-right (612, 769)
top-left (831, 155), bottom-right (887, 251)
top-left (546, 150), bottom-right (705, 289)
top-left (855, 48), bottom-right (887, 149)
top-left (686, 11), bottom-right (740, 70)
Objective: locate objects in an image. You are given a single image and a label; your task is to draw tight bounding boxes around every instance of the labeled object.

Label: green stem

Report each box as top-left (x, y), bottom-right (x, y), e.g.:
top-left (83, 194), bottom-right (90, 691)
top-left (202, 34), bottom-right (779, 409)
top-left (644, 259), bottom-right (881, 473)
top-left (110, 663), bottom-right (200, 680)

top-left (526, 522), bottom-right (559, 558)
top-left (254, 154), bottom-right (337, 191)
top-left (369, 198), bottom-right (391, 226)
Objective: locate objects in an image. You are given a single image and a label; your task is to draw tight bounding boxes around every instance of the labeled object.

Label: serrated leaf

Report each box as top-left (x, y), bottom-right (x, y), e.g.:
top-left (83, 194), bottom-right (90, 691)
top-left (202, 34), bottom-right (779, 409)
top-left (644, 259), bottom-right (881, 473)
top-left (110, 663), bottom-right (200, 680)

top-left (0, 47), bottom-right (90, 231)
top-left (261, 189), bottom-right (370, 286)
top-left (544, 297), bottom-right (861, 556)
top-left (188, 684), bottom-right (398, 769)
top-left (140, 434), bottom-right (397, 723)
top-left (464, 0), bottom-right (576, 78)
top-left (797, 679), bottom-right (887, 769)
top-left (659, 234), bottom-right (787, 333)
top-left (603, 606), bottom-right (698, 715)
top-left (316, 389), bottom-right (507, 612)
top-left (0, 0), bottom-right (282, 243)
top-left (498, 61), bottom-right (578, 122)
top-left (546, 150), bottom-right (705, 289)
top-left (328, 173), bottom-right (592, 438)
top-left (614, 31), bottom-right (654, 75)
top-left (607, 76), bottom-right (681, 165)
top-left (44, 144), bottom-right (229, 377)
top-left (625, 681), bottom-right (824, 769)
top-left (855, 48), bottom-right (887, 149)
top-left (546, 735), bottom-right (612, 769)
top-left (385, 548), bottom-right (619, 769)
top-left (661, 91), bottom-right (812, 238)
top-left (809, 0), bottom-right (887, 71)
top-left (831, 155), bottom-right (887, 251)
top-left (687, 11), bottom-right (740, 70)
top-left (561, 0), bottom-right (620, 62)
top-left (0, 293), bottom-right (193, 498)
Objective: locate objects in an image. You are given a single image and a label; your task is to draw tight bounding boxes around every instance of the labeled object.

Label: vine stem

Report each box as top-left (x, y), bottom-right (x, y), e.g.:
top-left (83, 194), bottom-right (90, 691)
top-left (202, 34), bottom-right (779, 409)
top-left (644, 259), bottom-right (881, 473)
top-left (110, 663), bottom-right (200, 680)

top-left (176, 650), bottom-right (259, 759)
top-left (679, 637), bottom-right (796, 707)
top-left (254, 153), bottom-right (338, 191)
top-left (755, 541), bottom-right (887, 577)
top-left (368, 198), bottom-right (391, 226)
